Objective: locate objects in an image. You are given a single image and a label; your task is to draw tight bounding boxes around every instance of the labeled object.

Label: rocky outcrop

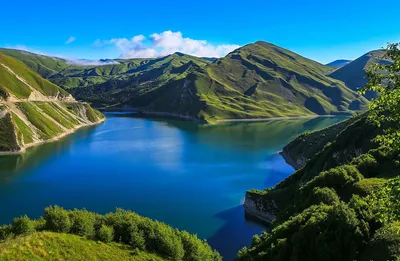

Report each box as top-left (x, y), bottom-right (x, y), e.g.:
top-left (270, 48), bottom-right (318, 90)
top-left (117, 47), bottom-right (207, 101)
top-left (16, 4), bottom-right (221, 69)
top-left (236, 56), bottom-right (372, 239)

top-left (243, 192), bottom-right (277, 224)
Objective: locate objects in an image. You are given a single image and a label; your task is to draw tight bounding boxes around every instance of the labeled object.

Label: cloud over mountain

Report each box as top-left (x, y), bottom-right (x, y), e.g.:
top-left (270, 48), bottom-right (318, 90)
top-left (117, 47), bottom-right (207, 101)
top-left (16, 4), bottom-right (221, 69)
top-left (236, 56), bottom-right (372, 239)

top-left (95, 31), bottom-right (240, 58)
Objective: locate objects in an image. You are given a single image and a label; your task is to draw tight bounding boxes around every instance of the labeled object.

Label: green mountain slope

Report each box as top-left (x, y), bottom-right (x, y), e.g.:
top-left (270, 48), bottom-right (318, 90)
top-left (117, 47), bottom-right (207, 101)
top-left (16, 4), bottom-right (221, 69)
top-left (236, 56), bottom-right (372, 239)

top-left (140, 41), bottom-right (367, 122)
top-left (2, 43), bottom-right (368, 122)
top-left (329, 50), bottom-right (391, 99)
top-left (240, 114), bottom-right (400, 260)
top-left (0, 52), bottom-right (104, 153)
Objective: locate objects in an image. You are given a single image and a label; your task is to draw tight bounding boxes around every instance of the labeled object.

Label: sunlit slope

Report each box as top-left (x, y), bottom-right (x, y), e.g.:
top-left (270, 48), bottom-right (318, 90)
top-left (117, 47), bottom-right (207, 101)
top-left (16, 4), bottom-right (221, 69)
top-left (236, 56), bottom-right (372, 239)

top-left (0, 232), bottom-right (165, 261)
top-left (1, 43), bottom-right (368, 122)
top-left (0, 52), bottom-right (104, 153)
top-left (144, 41), bottom-right (368, 121)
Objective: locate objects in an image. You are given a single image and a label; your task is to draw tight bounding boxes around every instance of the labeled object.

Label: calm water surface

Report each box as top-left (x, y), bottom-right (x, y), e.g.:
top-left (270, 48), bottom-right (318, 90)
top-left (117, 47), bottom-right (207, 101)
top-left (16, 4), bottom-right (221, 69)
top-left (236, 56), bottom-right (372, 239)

top-left (0, 113), bottom-right (344, 260)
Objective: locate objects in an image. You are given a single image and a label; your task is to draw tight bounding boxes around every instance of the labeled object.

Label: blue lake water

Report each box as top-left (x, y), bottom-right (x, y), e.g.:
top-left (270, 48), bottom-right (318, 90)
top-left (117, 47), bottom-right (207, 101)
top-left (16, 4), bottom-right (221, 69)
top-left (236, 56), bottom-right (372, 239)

top-left (0, 113), bottom-right (344, 260)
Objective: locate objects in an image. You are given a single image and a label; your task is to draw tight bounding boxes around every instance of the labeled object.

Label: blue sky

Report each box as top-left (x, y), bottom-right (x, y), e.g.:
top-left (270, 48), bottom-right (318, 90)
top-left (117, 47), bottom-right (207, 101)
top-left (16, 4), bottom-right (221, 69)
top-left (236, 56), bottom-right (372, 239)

top-left (1, 0), bottom-right (399, 64)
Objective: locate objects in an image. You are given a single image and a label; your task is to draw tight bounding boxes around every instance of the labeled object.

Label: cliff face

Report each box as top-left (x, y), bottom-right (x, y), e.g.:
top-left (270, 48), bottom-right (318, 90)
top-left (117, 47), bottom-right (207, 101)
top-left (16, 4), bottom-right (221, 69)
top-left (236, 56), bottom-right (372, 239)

top-left (0, 52), bottom-right (104, 154)
top-left (243, 192), bottom-right (276, 223)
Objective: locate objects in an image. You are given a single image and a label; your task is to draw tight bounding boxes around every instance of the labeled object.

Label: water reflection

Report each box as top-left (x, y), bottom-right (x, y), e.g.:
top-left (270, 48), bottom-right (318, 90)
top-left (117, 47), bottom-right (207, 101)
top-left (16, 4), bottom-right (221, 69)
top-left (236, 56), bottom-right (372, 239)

top-left (0, 124), bottom-right (99, 181)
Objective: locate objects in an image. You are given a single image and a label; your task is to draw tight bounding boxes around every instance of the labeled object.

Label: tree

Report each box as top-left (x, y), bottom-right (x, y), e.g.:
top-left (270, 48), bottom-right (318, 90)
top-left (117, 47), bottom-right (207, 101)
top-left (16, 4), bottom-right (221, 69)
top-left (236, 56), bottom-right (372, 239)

top-left (362, 43), bottom-right (400, 148)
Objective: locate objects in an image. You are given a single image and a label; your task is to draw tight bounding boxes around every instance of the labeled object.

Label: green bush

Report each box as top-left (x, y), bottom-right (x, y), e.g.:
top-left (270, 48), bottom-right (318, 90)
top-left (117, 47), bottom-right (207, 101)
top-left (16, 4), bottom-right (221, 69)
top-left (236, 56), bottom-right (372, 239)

top-left (69, 209), bottom-right (95, 237)
top-left (305, 165), bottom-right (364, 193)
top-left (44, 206), bottom-right (71, 233)
top-left (180, 231), bottom-right (221, 261)
top-left (11, 215), bottom-right (35, 235)
top-left (309, 187), bottom-right (340, 206)
top-left (0, 225), bottom-right (12, 240)
top-left (130, 225), bottom-right (146, 250)
top-left (151, 222), bottom-right (184, 260)
top-left (351, 154), bottom-right (379, 177)
top-left (360, 221), bottom-right (400, 261)
top-left (97, 224), bottom-right (114, 243)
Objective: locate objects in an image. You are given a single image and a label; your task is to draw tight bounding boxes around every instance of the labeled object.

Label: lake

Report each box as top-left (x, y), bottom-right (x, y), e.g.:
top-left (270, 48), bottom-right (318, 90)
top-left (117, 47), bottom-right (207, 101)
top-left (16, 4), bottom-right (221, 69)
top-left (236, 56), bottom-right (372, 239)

top-left (0, 113), bottom-right (344, 260)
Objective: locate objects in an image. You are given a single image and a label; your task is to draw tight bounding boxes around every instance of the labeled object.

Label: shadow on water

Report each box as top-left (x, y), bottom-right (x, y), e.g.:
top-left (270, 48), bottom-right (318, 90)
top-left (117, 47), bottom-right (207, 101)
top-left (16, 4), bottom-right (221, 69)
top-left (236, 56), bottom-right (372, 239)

top-left (111, 114), bottom-right (346, 153)
top-left (0, 124), bottom-right (100, 183)
top-left (207, 205), bottom-right (269, 261)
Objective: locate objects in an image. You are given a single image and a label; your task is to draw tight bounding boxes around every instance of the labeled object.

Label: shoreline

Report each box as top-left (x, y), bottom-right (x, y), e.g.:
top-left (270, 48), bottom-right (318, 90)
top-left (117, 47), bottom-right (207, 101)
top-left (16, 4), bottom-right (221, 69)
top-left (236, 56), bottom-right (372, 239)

top-left (101, 107), bottom-right (347, 124)
top-left (0, 118), bottom-right (105, 156)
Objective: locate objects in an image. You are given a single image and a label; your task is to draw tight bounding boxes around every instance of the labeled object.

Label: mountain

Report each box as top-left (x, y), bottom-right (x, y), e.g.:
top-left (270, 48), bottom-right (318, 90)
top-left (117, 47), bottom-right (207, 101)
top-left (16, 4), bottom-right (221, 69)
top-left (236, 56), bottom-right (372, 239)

top-left (0, 52), bottom-right (104, 153)
top-left (137, 41), bottom-right (366, 122)
top-left (1, 42), bottom-right (369, 122)
top-left (329, 50), bottom-right (391, 99)
top-left (240, 113), bottom-right (400, 260)
top-left (325, 59), bottom-right (352, 67)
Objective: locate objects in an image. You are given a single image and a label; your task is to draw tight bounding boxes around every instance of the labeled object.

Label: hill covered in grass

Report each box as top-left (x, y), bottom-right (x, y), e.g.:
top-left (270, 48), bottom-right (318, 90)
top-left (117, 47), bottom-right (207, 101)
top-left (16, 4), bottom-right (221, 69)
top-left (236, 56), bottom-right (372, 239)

top-left (0, 232), bottom-right (165, 261)
top-left (329, 50), bottom-right (391, 99)
top-left (2, 42), bottom-right (368, 122)
top-left (240, 113), bottom-right (400, 260)
top-left (0, 52), bottom-right (104, 153)
top-left (0, 206), bottom-right (221, 261)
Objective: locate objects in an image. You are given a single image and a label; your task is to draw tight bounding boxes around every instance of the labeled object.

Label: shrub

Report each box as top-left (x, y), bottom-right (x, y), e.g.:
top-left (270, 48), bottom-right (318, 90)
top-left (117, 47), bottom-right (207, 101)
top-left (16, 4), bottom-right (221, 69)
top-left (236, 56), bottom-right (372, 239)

top-left (180, 231), bottom-right (222, 261)
top-left (11, 215), bottom-right (35, 235)
top-left (351, 153), bottom-right (379, 177)
top-left (151, 222), bottom-right (184, 260)
top-left (309, 187), bottom-right (340, 206)
top-left (69, 209), bottom-right (95, 237)
top-left (360, 221), bottom-right (400, 260)
top-left (130, 225), bottom-right (146, 251)
top-left (305, 165), bottom-right (363, 192)
top-left (44, 206), bottom-right (71, 233)
top-left (97, 224), bottom-right (114, 243)
top-left (0, 225), bottom-right (12, 240)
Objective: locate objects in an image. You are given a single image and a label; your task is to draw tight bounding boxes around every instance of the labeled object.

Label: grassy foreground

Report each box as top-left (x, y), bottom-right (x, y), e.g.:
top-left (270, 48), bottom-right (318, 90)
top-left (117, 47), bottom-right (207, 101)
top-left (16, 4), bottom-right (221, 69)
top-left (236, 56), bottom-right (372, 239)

top-left (0, 206), bottom-right (221, 261)
top-left (0, 232), bottom-right (165, 261)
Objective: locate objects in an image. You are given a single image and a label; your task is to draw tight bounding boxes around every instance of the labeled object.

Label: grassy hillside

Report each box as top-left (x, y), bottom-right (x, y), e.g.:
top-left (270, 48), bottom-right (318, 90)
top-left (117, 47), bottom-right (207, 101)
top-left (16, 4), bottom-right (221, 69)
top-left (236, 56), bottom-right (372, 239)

top-left (0, 206), bottom-right (221, 261)
top-left (0, 232), bottom-right (165, 261)
top-left (0, 52), bottom-right (104, 153)
top-left (329, 50), bottom-right (391, 99)
top-left (124, 42), bottom-right (368, 122)
top-left (240, 113), bottom-right (400, 260)
top-left (1, 43), bottom-right (368, 122)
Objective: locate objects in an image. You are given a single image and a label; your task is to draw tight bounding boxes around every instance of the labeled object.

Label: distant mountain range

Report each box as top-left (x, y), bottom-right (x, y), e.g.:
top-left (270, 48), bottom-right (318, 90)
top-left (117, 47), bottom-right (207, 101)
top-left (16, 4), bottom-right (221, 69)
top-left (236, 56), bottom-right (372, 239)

top-left (325, 59), bottom-right (352, 67)
top-left (0, 42), bottom-right (373, 122)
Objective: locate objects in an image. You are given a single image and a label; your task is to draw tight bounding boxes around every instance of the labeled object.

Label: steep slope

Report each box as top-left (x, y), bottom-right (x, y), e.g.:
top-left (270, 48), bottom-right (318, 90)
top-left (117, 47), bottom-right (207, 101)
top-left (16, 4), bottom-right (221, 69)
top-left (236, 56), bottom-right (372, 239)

top-left (240, 114), bottom-right (400, 260)
top-left (0, 52), bottom-right (104, 153)
top-left (141, 41), bottom-right (367, 122)
top-left (329, 50), bottom-right (391, 99)
top-left (2, 43), bottom-right (368, 123)
top-left (325, 59), bottom-right (352, 67)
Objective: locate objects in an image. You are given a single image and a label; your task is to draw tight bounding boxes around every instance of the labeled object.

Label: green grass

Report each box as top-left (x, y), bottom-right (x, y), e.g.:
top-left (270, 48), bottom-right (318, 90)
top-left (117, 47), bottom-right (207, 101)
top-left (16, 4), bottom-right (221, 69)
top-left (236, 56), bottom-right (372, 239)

top-left (34, 102), bottom-right (80, 129)
top-left (0, 112), bottom-right (20, 151)
top-left (0, 52), bottom-right (70, 98)
top-left (11, 112), bottom-right (34, 145)
top-left (0, 62), bottom-right (31, 99)
top-left (17, 102), bottom-right (63, 140)
top-left (0, 232), bottom-right (165, 261)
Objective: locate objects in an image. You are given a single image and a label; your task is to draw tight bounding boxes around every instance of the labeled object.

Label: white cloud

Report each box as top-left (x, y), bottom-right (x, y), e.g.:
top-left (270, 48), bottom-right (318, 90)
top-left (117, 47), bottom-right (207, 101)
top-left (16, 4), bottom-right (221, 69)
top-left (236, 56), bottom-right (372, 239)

top-left (96, 30), bottom-right (240, 59)
top-left (65, 36), bottom-right (76, 44)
